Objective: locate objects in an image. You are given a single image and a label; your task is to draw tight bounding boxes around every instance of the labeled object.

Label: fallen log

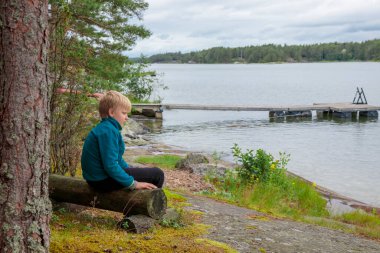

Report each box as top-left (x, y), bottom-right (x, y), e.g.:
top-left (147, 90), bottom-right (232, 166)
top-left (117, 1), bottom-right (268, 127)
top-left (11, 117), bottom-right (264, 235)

top-left (117, 208), bottom-right (181, 233)
top-left (49, 174), bottom-right (167, 219)
top-left (118, 214), bottom-right (157, 233)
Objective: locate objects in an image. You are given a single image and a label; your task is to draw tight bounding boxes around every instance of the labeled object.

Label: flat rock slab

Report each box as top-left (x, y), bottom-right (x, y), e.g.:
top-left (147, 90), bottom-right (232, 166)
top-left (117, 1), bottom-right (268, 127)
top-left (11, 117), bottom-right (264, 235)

top-left (184, 194), bottom-right (380, 253)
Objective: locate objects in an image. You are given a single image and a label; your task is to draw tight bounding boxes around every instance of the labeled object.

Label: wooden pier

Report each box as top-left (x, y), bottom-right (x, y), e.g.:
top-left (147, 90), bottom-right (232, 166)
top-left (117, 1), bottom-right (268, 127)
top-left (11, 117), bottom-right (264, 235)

top-left (132, 102), bottom-right (380, 119)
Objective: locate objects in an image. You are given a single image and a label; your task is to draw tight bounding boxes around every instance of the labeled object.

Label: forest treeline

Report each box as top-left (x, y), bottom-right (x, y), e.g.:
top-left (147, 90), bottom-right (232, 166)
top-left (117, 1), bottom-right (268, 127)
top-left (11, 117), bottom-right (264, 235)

top-left (147, 39), bottom-right (380, 63)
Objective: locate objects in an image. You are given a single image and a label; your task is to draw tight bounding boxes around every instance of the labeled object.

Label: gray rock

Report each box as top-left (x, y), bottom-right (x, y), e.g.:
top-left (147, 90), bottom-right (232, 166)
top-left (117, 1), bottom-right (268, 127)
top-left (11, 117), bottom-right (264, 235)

top-left (175, 153), bottom-right (209, 171)
top-left (122, 118), bottom-right (150, 144)
top-left (160, 208), bottom-right (181, 223)
top-left (123, 135), bottom-right (149, 146)
top-left (190, 164), bottom-right (230, 177)
top-left (123, 118), bottom-right (150, 137)
top-left (175, 153), bottom-right (232, 177)
top-left (184, 194), bottom-right (380, 253)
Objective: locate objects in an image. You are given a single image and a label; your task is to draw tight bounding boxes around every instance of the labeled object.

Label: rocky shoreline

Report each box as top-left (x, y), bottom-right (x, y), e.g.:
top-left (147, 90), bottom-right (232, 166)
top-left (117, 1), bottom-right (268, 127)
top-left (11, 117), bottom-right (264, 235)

top-left (123, 117), bottom-right (380, 215)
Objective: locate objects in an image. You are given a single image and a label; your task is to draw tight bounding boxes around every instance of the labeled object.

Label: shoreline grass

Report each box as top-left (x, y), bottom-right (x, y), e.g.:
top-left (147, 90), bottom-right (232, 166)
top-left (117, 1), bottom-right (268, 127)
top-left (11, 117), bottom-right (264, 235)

top-left (134, 154), bottom-right (183, 169)
top-left (135, 147), bottom-right (380, 240)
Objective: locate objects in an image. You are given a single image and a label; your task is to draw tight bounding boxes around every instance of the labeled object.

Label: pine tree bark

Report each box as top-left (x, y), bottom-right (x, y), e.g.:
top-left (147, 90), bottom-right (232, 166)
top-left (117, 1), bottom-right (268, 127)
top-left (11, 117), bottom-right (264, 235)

top-left (0, 0), bottom-right (51, 252)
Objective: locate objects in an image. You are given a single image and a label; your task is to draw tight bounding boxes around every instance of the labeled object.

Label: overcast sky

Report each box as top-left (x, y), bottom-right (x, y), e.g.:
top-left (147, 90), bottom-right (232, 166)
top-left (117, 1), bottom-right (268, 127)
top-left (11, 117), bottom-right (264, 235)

top-left (127, 0), bottom-right (380, 57)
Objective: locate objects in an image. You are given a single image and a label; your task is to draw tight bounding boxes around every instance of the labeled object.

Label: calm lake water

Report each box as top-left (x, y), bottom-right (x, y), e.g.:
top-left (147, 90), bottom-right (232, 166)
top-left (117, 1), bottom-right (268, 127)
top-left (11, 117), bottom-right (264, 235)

top-left (148, 63), bottom-right (380, 207)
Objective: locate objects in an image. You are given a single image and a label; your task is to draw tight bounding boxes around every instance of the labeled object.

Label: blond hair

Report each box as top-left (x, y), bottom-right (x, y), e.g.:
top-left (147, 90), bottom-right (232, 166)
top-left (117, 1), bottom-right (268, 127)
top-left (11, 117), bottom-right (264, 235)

top-left (99, 90), bottom-right (132, 118)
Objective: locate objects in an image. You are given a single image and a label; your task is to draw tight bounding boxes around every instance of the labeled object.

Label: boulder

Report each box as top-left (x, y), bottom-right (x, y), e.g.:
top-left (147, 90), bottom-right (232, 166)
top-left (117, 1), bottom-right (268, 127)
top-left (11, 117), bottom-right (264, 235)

top-left (174, 153), bottom-right (230, 177)
top-left (122, 118), bottom-right (151, 145)
top-left (191, 164), bottom-right (230, 177)
top-left (175, 153), bottom-right (209, 171)
top-left (123, 118), bottom-right (150, 137)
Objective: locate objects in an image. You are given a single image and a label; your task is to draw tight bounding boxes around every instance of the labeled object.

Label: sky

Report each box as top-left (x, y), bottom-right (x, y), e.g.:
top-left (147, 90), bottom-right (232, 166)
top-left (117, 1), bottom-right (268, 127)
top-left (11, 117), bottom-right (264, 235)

top-left (127, 0), bottom-right (380, 57)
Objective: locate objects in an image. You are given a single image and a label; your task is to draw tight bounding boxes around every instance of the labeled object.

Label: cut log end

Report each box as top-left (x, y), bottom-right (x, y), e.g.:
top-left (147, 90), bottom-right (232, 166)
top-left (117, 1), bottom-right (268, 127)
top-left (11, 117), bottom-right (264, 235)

top-left (118, 214), bottom-right (157, 234)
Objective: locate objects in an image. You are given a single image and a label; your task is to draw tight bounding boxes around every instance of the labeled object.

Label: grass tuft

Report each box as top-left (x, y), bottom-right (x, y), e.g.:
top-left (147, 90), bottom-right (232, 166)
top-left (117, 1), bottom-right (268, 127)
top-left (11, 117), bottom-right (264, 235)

top-left (134, 154), bottom-right (183, 169)
top-left (334, 210), bottom-right (380, 239)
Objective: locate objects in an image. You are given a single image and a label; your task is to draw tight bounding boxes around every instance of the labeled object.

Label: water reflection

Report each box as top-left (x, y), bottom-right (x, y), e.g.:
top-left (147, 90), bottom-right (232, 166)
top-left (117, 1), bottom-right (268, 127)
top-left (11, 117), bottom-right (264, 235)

top-left (316, 114), bottom-right (378, 124)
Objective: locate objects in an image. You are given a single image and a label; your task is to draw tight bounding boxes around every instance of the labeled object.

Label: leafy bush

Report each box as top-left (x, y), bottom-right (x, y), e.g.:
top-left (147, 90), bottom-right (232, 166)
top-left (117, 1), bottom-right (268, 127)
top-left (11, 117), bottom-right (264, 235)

top-left (232, 144), bottom-right (286, 183)
top-left (205, 144), bottom-right (328, 218)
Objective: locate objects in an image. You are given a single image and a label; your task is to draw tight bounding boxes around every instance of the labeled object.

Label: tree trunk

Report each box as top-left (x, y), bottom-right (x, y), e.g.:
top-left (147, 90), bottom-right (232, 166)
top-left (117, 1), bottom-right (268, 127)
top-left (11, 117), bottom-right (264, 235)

top-left (49, 174), bottom-right (167, 219)
top-left (0, 0), bottom-right (51, 252)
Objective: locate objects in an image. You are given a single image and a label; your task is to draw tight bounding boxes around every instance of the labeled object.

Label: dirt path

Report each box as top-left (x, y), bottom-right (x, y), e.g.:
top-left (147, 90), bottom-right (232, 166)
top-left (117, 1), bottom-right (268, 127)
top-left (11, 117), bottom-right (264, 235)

top-left (183, 194), bottom-right (380, 253)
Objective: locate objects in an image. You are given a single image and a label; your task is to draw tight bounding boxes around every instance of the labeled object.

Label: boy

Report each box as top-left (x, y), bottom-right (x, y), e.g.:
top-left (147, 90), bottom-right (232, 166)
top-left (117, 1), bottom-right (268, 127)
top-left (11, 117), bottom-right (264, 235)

top-left (81, 90), bottom-right (164, 191)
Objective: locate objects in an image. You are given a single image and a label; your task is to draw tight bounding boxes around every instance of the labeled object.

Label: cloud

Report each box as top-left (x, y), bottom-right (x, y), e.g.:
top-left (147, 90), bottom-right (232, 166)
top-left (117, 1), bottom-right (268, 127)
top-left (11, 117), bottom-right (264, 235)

top-left (127, 0), bottom-right (380, 57)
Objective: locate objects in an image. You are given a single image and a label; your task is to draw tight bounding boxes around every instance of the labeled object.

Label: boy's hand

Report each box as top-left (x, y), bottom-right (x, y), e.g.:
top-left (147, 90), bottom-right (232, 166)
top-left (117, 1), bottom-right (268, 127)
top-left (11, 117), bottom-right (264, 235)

top-left (135, 181), bottom-right (157, 190)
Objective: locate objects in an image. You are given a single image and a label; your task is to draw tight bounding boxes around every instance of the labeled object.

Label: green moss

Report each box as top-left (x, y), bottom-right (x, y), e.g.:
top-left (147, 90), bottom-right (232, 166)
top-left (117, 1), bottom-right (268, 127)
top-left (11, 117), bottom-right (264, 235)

top-left (259, 248), bottom-right (267, 253)
top-left (188, 210), bottom-right (205, 216)
top-left (245, 225), bottom-right (257, 230)
top-left (164, 188), bottom-right (187, 202)
top-left (195, 238), bottom-right (238, 253)
top-left (50, 210), bottom-right (228, 253)
top-left (49, 188), bottom-right (232, 252)
top-left (134, 154), bottom-right (182, 169)
top-left (163, 188), bottom-right (192, 209)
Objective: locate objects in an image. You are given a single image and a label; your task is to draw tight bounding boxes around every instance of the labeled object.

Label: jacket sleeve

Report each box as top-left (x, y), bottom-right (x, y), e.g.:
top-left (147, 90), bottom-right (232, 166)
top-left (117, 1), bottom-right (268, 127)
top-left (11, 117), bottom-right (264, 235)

top-left (119, 159), bottom-right (129, 169)
top-left (97, 130), bottom-right (134, 187)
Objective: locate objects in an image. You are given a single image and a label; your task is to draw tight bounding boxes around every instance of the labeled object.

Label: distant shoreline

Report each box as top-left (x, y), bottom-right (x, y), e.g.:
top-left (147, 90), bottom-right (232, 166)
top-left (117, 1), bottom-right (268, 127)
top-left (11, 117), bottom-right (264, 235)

top-left (132, 39), bottom-right (380, 64)
top-left (148, 60), bottom-right (379, 64)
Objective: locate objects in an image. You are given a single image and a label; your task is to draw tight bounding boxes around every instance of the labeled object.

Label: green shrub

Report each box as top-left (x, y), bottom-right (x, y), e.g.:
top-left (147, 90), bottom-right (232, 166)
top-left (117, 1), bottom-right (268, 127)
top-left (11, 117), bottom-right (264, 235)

top-left (232, 144), bottom-right (282, 183)
top-left (205, 144), bottom-right (328, 218)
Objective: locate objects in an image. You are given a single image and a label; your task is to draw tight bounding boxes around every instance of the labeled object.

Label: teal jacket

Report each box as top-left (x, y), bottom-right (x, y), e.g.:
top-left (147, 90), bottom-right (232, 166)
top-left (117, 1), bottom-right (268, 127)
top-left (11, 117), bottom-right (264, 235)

top-left (81, 117), bottom-right (134, 188)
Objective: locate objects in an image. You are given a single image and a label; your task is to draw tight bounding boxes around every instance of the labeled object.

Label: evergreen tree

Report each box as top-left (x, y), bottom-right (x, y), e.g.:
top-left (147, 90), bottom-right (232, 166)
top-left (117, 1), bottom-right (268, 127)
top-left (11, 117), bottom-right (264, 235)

top-left (48, 0), bottom-right (155, 175)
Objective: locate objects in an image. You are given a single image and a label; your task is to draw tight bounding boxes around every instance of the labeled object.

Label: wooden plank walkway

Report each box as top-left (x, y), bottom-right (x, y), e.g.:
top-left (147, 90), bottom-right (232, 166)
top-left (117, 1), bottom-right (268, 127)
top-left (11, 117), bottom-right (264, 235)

top-left (133, 103), bottom-right (380, 112)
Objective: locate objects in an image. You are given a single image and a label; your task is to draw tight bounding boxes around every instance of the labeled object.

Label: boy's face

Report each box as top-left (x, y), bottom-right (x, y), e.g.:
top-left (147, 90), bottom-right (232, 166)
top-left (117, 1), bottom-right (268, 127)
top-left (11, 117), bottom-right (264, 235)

top-left (109, 106), bottom-right (129, 126)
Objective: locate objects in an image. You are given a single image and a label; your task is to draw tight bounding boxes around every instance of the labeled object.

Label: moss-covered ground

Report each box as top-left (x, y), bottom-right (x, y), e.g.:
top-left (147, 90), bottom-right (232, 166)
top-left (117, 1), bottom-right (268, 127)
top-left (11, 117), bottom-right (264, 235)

top-left (50, 188), bottom-right (237, 252)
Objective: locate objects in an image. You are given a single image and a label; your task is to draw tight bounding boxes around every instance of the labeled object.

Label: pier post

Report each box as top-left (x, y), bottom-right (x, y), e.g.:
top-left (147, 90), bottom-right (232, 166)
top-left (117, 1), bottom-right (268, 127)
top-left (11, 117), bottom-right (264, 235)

top-left (332, 111), bottom-right (352, 118)
top-left (286, 111), bottom-right (312, 117)
top-left (269, 111), bottom-right (286, 118)
top-left (359, 111), bottom-right (379, 118)
top-left (317, 110), bottom-right (331, 119)
top-left (141, 108), bottom-right (156, 118)
top-left (155, 111), bottom-right (163, 119)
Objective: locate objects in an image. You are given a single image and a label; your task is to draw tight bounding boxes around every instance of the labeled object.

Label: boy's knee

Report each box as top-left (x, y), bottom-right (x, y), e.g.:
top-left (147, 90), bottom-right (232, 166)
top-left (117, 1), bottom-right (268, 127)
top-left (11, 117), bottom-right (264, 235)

top-left (154, 167), bottom-right (165, 178)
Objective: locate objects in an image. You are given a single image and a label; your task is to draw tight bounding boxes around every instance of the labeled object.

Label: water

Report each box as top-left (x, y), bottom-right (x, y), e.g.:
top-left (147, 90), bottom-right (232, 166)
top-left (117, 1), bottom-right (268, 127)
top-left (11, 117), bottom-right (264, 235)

top-left (148, 63), bottom-right (380, 207)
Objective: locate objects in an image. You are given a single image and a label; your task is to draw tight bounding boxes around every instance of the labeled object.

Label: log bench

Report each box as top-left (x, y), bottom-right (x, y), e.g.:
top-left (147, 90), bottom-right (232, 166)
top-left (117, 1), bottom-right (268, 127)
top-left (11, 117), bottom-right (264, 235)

top-left (49, 174), bottom-right (168, 232)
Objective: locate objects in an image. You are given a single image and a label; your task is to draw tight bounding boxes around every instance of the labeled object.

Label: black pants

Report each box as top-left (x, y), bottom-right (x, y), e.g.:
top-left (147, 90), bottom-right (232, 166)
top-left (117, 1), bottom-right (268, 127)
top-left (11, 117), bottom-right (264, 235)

top-left (87, 167), bottom-right (165, 192)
